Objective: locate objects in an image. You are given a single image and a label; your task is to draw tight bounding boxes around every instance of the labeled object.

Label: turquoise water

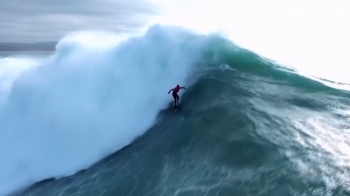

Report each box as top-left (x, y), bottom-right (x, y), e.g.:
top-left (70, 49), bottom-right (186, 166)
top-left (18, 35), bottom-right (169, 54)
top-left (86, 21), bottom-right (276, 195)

top-left (4, 26), bottom-right (350, 196)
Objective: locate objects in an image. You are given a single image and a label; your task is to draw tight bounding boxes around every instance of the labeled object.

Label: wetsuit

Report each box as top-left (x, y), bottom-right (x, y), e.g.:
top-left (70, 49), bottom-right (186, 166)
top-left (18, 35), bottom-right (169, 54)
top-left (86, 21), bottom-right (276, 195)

top-left (168, 85), bottom-right (186, 108)
top-left (172, 86), bottom-right (180, 103)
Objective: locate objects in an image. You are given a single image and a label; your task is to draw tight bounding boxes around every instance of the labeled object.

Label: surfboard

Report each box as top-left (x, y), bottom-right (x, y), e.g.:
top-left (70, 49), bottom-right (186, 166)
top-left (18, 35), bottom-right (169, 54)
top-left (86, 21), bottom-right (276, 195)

top-left (173, 102), bottom-right (180, 111)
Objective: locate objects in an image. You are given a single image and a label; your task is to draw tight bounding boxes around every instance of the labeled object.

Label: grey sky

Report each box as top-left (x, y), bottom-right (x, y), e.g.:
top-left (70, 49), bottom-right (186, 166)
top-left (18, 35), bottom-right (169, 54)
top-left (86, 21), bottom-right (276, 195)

top-left (0, 0), bottom-right (159, 43)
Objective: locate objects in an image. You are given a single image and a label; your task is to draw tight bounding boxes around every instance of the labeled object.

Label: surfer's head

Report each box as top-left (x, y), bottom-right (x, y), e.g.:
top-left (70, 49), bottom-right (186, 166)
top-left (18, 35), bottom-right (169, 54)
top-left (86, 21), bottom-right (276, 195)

top-left (176, 85), bottom-right (179, 87)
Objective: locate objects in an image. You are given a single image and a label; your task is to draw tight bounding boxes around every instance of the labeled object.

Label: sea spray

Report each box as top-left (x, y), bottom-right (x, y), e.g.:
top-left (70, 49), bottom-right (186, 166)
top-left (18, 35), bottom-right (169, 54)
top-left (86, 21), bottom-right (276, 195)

top-left (0, 57), bottom-right (42, 105)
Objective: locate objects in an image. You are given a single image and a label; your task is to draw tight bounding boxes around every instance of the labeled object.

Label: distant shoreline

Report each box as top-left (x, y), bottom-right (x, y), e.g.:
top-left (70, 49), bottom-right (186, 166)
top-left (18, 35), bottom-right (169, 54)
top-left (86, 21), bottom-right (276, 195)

top-left (0, 42), bottom-right (57, 51)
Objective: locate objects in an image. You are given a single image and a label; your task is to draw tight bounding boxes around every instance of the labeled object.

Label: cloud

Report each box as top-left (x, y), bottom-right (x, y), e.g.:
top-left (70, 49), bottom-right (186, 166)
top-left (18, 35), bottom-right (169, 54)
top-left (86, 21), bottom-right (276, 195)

top-left (0, 0), bottom-right (159, 42)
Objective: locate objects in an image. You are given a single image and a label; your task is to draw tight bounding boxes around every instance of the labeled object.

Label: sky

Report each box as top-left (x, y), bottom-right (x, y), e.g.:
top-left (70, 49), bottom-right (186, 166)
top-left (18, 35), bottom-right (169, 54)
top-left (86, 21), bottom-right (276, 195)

top-left (0, 0), bottom-right (159, 43)
top-left (1, 0), bottom-right (350, 83)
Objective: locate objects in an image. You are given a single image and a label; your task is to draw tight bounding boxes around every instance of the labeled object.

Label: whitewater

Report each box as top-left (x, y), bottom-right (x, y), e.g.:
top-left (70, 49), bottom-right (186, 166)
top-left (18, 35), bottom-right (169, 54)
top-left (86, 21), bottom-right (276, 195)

top-left (0, 25), bottom-right (206, 195)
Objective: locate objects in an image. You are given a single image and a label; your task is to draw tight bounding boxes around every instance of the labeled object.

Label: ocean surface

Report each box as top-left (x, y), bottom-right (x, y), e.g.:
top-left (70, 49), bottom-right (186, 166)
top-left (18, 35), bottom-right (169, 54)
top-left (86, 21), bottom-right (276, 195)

top-left (1, 25), bottom-right (350, 196)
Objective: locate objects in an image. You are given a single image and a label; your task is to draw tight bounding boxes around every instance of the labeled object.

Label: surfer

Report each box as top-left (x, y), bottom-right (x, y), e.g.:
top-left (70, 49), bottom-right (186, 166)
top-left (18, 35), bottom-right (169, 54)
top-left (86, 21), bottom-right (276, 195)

top-left (168, 85), bottom-right (186, 108)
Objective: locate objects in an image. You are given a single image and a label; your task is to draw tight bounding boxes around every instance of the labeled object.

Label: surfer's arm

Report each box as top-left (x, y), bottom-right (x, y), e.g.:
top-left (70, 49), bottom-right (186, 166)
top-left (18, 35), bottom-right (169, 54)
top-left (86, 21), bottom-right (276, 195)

top-left (168, 89), bottom-right (173, 94)
top-left (180, 87), bottom-right (186, 90)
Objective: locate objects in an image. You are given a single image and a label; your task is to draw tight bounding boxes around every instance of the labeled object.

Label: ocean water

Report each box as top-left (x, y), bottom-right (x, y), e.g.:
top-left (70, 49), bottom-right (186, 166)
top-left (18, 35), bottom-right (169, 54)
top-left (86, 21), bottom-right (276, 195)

top-left (1, 25), bottom-right (350, 196)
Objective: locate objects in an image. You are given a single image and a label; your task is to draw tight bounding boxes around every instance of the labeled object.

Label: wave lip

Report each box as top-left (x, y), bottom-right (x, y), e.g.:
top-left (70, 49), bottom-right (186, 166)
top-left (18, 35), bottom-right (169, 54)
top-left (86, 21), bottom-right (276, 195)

top-left (0, 25), bottom-right (204, 196)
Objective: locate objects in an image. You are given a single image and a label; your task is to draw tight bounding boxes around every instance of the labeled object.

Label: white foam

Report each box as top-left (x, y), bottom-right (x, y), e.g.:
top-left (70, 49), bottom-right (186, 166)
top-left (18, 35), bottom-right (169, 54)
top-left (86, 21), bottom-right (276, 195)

top-left (0, 25), bottom-right (206, 196)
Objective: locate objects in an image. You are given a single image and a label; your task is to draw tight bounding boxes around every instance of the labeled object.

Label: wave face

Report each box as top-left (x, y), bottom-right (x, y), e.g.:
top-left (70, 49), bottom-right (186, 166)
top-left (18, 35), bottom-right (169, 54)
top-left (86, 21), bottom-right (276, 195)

top-left (3, 25), bottom-right (350, 196)
top-left (0, 25), bottom-right (213, 196)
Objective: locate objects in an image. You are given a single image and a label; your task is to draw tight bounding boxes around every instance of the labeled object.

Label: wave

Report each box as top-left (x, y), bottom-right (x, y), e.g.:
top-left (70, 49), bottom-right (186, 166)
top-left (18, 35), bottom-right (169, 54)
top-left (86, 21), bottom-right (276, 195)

top-left (0, 25), bottom-right (215, 196)
top-left (205, 38), bottom-right (349, 95)
top-left (1, 24), bottom-right (349, 196)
